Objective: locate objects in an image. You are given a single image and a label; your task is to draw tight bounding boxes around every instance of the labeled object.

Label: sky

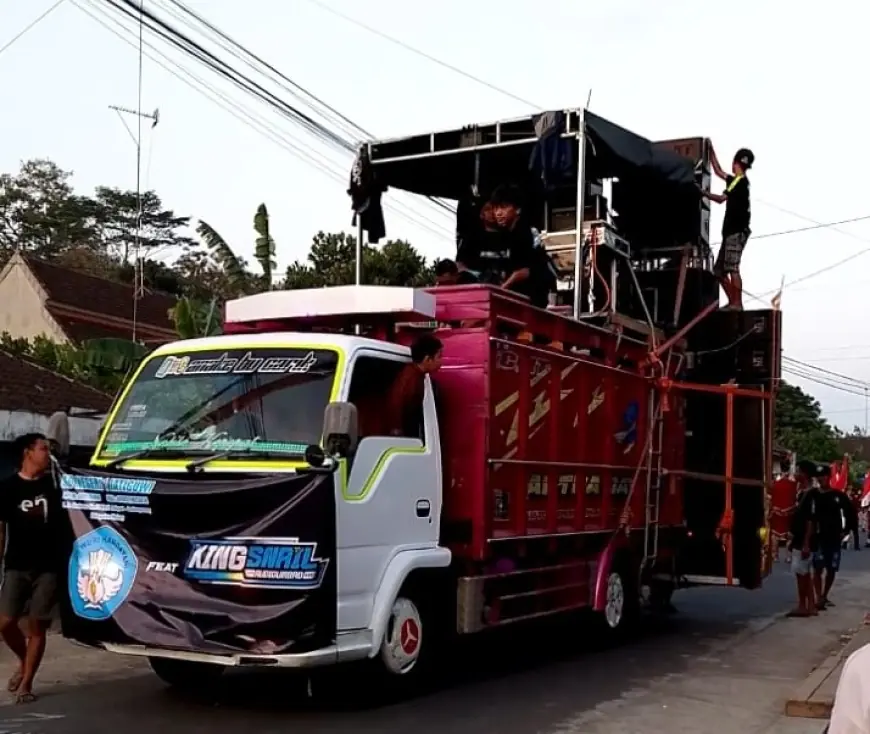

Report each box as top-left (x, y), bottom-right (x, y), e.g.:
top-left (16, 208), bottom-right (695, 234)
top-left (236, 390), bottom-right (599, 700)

top-left (1, 0), bottom-right (869, 429)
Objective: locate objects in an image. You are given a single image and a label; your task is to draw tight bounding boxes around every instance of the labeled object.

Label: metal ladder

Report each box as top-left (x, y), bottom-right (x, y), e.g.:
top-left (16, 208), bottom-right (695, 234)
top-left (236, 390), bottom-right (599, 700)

top-left (642, 392), bottom-right (666, 568)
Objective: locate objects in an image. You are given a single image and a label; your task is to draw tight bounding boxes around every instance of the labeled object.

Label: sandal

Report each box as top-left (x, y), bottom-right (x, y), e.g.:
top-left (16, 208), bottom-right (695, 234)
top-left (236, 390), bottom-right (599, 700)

top-left (15, 691), bottom-right (37, 704)
top-left (7, 670), bottom-right (22, 692)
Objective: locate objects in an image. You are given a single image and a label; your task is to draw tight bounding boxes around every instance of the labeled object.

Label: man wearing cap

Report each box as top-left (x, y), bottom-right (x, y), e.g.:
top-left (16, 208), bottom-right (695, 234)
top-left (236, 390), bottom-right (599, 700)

top-left (703, 145), bottom-right (754, 310)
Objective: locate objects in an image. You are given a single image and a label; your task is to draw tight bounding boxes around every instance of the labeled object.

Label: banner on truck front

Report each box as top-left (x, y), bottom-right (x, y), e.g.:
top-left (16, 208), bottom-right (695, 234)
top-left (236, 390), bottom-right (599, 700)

top-left (59, 468), bottom-right (337, 656)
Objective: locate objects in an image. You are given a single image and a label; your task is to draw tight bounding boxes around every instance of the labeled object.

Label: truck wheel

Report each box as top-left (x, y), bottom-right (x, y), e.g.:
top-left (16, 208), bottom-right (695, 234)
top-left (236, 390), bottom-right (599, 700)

top-left (148, 657), bottom-right (224, 692)
top-left (378, 595), bottom-right (428, 678)
top-left (600, 562), bottom-right (639, 638)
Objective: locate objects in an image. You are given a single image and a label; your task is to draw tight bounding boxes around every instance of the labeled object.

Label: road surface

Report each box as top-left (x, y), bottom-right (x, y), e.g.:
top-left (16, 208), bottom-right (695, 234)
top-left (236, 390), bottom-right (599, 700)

top-left (1, 552), bottom-right (862, 734)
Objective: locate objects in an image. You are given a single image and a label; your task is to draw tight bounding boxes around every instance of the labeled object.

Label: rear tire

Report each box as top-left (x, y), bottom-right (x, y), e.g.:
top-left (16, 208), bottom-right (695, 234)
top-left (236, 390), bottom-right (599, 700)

top-left (148, 657), bottom-right (224, 692)
top-left (599, 558), bottom-right (640, 639)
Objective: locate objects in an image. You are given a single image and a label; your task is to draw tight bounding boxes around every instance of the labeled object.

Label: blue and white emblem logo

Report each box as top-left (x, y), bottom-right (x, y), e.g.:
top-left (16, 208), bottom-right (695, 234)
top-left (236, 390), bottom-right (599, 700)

top-left (68, 526), bottom-right (138, 621)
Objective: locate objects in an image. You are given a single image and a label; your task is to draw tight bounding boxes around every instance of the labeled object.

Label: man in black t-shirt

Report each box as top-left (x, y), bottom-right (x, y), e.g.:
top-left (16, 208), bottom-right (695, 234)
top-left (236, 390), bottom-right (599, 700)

top-left (457, 185), bottom-right (553, 309)
top-left (0, 433), bottom-right (62, 703)
top-left (704, 146), bottom-right (754, 310)
top-left (813, 467), bottom-right (853, 610)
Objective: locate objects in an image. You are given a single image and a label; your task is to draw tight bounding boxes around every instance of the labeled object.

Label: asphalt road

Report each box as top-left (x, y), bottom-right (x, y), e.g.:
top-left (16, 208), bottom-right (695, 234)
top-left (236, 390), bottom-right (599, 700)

top-left (0, 553), bottom-right (863, 734)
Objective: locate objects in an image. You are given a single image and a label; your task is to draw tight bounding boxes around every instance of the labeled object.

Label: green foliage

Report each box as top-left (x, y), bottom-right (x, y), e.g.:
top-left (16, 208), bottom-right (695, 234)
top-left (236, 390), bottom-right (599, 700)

top-left (0, 333), bottom-right (136, 394)
top-left (774, 381), bottom-right (841, 462)
top-left (169, 296), bottom-right (222, 340)
top-left (283, 231), bottom-right (433, 289)
top-left (0, 159), bottom-right (195, 263)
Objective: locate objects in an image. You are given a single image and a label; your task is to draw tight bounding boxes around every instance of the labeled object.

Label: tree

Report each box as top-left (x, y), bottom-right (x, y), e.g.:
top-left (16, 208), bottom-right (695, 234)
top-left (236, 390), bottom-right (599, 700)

top-left (92, 187), bottom-right (197, 262)
top-left (283, 231), bottom-right (433, 289)
top-left (774, 381), bottom-right (841, 462)
top-left (0, 160), bottom-right (99, 258)
top-left (0, 159), bottom-right (197, 270)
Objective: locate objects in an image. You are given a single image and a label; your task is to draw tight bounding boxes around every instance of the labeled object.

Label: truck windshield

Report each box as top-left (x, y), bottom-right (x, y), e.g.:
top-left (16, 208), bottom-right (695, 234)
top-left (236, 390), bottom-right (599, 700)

top-left (98, 347), bottom-right (339, 460)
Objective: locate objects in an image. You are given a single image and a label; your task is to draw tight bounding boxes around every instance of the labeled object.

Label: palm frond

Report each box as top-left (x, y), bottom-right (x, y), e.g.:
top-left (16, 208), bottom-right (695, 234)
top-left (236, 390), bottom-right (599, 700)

top-left (197, 220), bottom-right (247, 290)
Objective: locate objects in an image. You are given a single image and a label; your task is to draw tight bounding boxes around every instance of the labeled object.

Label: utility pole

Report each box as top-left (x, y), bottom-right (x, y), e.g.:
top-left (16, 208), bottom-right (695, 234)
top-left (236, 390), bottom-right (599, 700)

top-left (107, 0), bottom-right (159, 343)
top-left (864, 386), bottom-right (868, 436)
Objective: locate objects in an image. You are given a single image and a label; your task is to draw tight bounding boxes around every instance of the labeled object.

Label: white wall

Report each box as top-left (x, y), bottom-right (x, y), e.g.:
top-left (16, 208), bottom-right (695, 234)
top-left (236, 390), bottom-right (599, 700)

top-left (0, 409), bottom-right (104, 445)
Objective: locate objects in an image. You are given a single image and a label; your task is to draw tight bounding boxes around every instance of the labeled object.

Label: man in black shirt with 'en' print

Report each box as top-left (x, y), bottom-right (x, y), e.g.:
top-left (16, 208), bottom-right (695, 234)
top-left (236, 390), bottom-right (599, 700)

top-left (704, 146), bottom-right (754, 310)
top-left (0, 433), bottom-right (64, 704)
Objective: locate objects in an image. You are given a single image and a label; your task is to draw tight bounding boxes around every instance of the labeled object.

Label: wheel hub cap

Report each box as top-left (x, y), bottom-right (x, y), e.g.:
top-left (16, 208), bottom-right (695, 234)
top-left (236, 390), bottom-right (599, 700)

top-left (381, 597), bottom-right (422, 675)
top-left (605, 572), bottom-right (625, 629)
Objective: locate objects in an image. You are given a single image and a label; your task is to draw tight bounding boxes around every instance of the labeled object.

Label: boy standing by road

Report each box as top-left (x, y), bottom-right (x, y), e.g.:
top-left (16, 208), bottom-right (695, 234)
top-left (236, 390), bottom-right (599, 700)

top-left (0, 433), bottom-right (63, 704)
top-left (703, 145), bottom-right (754, 310)
top-left (787, 460), bottom-right (819, 618)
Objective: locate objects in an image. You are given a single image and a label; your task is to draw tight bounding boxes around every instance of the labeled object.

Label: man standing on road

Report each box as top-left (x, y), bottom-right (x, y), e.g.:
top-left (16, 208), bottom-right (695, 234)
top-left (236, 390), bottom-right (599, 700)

top-left (0, 433), bottom-right (63, 704)
top-left (814, 466), bottom-right (856, 610)
top-left (703, 145), bottom-right (754, 310)
top-left (787, 460), bottom-right (819, 618)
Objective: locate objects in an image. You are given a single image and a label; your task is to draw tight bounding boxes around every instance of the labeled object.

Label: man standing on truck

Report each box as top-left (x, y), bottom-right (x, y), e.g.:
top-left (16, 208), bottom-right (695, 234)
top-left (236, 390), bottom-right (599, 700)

top-left (384, 335), bottom-right (443, 438)
top-left (787, 460), bottom-right (819, 618)
top-left (814, 466), bottom-right (857, 610)
top-left (703, 146), bottom-right (754, 310)
top-left (0, 433), bottom-right (63, 704)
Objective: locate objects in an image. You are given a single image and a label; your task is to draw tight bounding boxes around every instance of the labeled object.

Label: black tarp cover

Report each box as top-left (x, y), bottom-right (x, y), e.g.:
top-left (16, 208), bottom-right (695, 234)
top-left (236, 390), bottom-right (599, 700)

top-left (366, 110), bottom-right (698, 201)
top-left (583, 110), bottom-right (696, 188)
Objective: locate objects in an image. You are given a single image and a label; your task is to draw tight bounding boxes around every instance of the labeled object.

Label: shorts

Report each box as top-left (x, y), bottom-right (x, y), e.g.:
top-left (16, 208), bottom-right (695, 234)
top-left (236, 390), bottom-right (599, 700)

top-left (714, 231), bottom-right (749, 276)
top-left (791, 553), bottom-right (812, 576)
top-left (813, 546), bottom-right (841, 573)
top-left (0, 570), bottom-right (58, 621)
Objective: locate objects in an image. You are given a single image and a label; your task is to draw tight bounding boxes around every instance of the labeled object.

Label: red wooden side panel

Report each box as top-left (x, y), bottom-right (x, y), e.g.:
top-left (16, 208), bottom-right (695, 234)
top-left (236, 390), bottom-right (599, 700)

top-left (426, 285), bottom-right (687, 562)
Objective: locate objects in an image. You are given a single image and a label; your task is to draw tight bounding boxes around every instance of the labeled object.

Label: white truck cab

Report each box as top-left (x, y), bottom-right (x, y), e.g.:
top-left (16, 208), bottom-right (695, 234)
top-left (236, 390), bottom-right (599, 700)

top-left (64, 286), bottom-right (452, 686)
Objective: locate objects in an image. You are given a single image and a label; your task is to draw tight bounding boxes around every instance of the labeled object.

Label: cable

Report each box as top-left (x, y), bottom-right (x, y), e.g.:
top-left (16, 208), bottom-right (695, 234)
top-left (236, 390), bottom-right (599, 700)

top-left (783, 367), bottom-right (867, 398)
top-left (0, 0), bottom-right (67, 56)
top-left (152, 0), bottom-right (455, 217)
top-left (783, 357), bottom-right (870, 388)
top-left (76, 0), bottom-right (454, 245)
top-left (100, 0), bottom-right (457, 229)
top-left (305, 0), bottom-right (540, 110)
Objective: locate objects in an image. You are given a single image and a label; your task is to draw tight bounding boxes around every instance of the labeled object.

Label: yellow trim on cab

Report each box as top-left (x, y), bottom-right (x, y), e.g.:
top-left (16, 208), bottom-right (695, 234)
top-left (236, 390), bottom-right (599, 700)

top-left (340, 446), bottom-right (426, 502)
top-left (90, 341), bottom-right (347, 467)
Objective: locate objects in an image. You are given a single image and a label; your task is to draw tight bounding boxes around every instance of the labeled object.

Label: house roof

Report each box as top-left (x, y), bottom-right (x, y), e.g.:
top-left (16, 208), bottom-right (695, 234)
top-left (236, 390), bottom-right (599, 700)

top-left (0, 350), bottom-right (113, 415)
top-left (21, 255), bottom-right (178, 338)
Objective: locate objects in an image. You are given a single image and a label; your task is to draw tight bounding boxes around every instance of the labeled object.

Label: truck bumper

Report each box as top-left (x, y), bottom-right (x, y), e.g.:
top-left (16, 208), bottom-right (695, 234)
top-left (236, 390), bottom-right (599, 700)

top-left (97, 629), bottom-right (374, 669)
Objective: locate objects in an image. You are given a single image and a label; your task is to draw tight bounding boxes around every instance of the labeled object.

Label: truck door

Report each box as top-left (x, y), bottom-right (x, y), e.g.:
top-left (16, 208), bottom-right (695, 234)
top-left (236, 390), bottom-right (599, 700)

top-left (335, 351), bottom-right (442, 632)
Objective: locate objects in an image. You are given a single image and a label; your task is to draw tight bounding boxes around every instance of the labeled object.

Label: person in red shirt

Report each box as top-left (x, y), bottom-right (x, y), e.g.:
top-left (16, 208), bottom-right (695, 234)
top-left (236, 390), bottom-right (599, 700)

top-left (384, 335), bottom-right (443, 437)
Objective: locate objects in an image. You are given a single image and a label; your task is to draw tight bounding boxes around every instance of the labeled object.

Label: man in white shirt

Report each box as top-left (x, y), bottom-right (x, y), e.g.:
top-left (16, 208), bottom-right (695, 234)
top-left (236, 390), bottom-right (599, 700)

top-left (829, 642), bottom-right (870, 733)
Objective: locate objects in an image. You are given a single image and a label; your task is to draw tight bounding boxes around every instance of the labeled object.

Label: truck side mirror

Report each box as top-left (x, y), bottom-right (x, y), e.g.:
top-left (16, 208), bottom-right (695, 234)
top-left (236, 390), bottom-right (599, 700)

top-left (46, 411), bottom-right (70, 459)
top-left (323, 402), bottom-right (359, 458)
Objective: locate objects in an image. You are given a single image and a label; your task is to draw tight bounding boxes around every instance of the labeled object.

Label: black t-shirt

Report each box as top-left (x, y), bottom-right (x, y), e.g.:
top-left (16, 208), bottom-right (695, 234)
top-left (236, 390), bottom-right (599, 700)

top-left (0, 473), bottom-right (64, 572)
top-left (790, 487), bottom-right (819, 550)
top-left (722, 174), bottom-right (751, 238)
top-left (816, 490), bottom-right (850, 547)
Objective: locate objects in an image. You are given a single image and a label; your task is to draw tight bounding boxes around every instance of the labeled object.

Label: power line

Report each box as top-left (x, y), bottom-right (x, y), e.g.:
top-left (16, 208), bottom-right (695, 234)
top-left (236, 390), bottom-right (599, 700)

top-left (0, 0), bottom-right (67, 56)
top-left (75, 0), bottom-right (454, 243)
top-left (783, 357), bottom-right (870, 388)
top-left (305, 0), bottom-right (540, 110)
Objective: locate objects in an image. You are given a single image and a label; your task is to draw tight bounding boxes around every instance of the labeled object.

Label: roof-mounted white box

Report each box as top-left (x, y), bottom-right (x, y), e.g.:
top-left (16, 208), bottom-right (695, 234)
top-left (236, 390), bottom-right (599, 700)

top-left (225, 285), bottom-right (437, 324)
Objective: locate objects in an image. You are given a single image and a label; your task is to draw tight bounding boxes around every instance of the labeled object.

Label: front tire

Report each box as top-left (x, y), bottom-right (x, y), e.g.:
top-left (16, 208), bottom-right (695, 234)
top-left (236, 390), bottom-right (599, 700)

top-left (148, 657), bottom-right (224, 692)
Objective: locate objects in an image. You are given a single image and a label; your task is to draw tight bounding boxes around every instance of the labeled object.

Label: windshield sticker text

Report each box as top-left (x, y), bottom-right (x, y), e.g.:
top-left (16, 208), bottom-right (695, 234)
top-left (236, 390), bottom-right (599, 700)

top-left (154, 351), bottom-right (318, 379)
top-left (60, 473), bottom-right (156, 523)
top-left (183, 537), bottom-right (329, 589)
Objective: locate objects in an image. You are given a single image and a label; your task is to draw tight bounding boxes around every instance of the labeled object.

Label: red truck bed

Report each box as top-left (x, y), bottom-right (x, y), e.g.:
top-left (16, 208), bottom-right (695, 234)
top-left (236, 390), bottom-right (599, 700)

top-left (413, 285), bottom-right (687, 563)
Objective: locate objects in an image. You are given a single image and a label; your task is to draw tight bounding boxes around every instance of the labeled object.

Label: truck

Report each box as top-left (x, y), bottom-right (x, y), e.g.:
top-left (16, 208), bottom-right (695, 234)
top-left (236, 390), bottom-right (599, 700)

top-left (52, 106), bottom-right (781, 693)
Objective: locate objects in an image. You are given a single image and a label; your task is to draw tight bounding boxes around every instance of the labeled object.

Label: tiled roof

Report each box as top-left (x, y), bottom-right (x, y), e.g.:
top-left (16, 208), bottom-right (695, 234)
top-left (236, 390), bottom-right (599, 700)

top-left (23, 255), bottom-right (177, 333)
top-left (0, 350), bottom-right (113, 415)
top-left (46, 308), bottom-right (173, 345)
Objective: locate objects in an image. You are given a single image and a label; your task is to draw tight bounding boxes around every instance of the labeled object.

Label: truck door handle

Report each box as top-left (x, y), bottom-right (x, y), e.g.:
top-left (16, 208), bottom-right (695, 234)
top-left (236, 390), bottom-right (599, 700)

top-left (415, 500), bottom-right (431, 518)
